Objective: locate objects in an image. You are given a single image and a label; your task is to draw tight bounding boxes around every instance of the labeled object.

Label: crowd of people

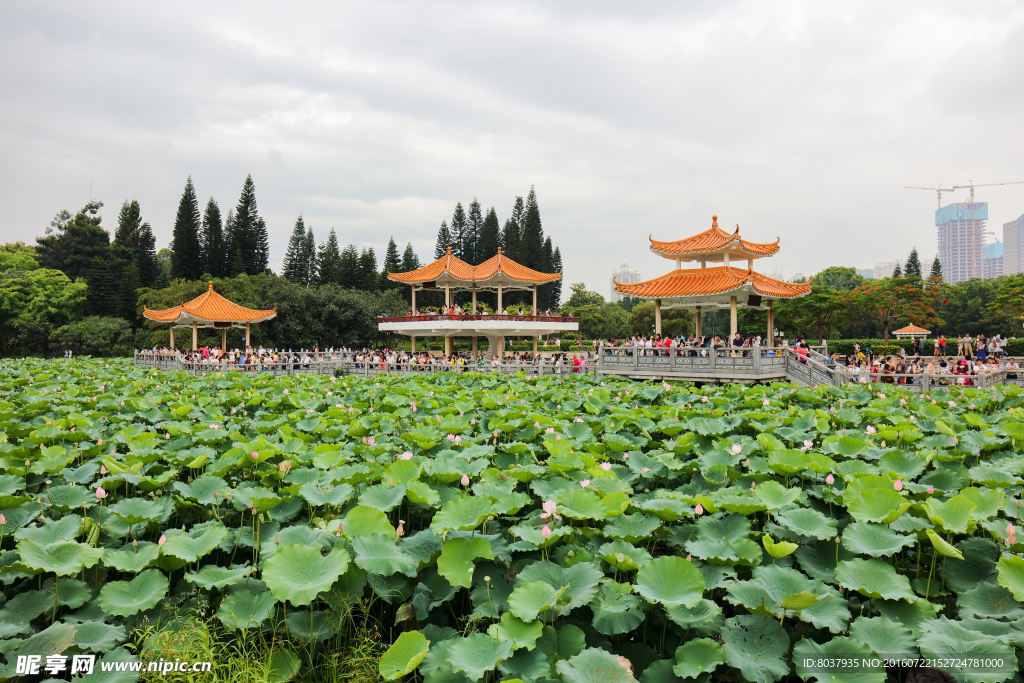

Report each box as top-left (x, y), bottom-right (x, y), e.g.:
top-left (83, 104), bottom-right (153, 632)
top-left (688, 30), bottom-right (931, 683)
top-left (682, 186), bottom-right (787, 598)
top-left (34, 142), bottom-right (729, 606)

top-left (829, 342), bottom-right (1020, 386)
top-left (396, 306), bottom-right (559, 317)
top-left (910, 333), bottom-right (1010, 361)
top-left (600, 333), bottom-right (797, 356)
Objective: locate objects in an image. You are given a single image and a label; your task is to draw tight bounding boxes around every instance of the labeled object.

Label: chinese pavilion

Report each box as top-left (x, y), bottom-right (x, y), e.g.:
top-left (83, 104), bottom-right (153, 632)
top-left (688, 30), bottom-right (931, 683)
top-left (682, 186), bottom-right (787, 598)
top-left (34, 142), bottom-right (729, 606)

top-left (379, 248), bottom-right (578, 357)
top-left (614, 216), bottom-right (810, 340)
top-left (143, 282), bottom-right (277, 351)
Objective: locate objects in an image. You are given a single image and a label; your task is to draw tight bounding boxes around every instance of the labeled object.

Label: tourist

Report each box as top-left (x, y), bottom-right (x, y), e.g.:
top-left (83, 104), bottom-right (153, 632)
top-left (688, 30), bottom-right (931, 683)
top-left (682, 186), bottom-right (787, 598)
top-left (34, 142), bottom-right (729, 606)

top-left (1006, 357), bottom-right (1019, 379)
top-left (963, 334), bottom-right (973, 359)
top-left (933, 337), bottom-right (941, 356)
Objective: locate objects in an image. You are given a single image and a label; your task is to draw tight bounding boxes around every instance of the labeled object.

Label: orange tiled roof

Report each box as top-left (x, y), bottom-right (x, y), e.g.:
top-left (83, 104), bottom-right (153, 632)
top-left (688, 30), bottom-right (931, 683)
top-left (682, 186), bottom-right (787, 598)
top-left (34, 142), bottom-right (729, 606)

top-left (650, 215), bottom-right (780, 258)
top-left (614, 265), bottom-right (811, 299)
top-left (388, 248), bottom-right (561, 284)
top-left (893, 324), bottom-right (931, 335)
top-left (143, 282), bottom-right (277, 323)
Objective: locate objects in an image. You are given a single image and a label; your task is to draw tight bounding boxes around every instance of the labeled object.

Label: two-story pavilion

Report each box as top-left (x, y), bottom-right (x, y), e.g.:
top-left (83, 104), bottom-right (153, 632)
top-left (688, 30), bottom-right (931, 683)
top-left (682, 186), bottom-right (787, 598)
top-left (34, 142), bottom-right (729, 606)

top-left (614, 216), bottom-right (810, 341)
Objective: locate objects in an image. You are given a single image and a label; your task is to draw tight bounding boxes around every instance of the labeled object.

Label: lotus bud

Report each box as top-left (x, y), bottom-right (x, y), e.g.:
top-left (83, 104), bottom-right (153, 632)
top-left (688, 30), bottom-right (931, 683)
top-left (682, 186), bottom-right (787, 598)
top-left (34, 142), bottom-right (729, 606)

top-left (279, 460), bottom-right (291, 472)
top-left (0, 514), bottom-right (5, 525)
top-left (396, 523), bottom-right (405, 537)
top-left (275, 534), bottom-right (280, 545)
top-left (461, 474), bottom-right (470, 486)
top-left (751, 481), bottom-right (756, 489)
top-left (100, 465), bottom-right (107, 475)
top-left (601, 462), bottom-right (612, 471)
top-left (388, 477), bottom-right (394, 486)
top-left (927, 486), bottom-right (934, 494)
top-left (133, 539), bottom-right (137, 548)
top-left (825, 474), bottom-right (835, 485)
top-left (541, 525), bottom-right (552, 539)
top-left (252, 451), bottom-right (258, 460)
top-left (835, 536), bottom-right (840, 543)
top-left (97, 438), bottom-right (103, 446)
top-left (1008, 522), bottom-right (1015, 537)
top-left (95, 486), bottom-right (107, 499)
top-left (158, 534), bottom-right (167, 546)
top-left (893, 479), bottom-right (903, 492)
top-left (881, 440), bottom-right (887, 448)
top-left (695, 504), bottom-right (704, 515)
top-left (687, 554), bottom-right (692, 560)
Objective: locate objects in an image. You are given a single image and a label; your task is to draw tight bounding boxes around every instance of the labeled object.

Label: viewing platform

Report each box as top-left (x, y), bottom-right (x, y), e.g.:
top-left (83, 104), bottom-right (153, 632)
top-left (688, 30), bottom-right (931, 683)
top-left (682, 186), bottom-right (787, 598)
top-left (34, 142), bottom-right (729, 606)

top-left (376, 313), bottom-right (579, 338)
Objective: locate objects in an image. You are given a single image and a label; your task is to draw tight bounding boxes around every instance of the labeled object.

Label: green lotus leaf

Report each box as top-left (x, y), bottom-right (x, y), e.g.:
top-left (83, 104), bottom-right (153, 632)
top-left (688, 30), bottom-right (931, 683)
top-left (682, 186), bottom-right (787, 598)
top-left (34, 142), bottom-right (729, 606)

top-left (877, 450), bottom-right (927, 480)
top-left (957, 581), bottom-right (1024, 620)
top-left (447, 633), bottom-right (513, 680)
top-left (217, 589), bottom-right (278, 630)
top-left (97, 568), bottom-right (168, 617)
top-left (341, 505), bottom-right (395, 538)
top-left (556, 488), bottom-right (607, 521)
top-left (160, 525), bottom-right (229, 563)
top-left (267, 649), bottom-right (301, 683)
top-left (762, 534), bottom-right (799, 559)
top-left (380, 630), bottom-right (431, 680)
top-left (436, 537), bottom-right (494, 589)
top-left (184, 564), bottom-right (253, 590)
top-left (108, 497), bottom-right (167, 525)
top-left (430, 496), bottom-right (493, 533)
top-left (846, 488), bottom-right (911, 524)
top-left (404, 479), bottom-right (440, 506)
top-left (634, 556), bottom-right (704, 608)
top-left (359, 483), bottom-right (406, 512)
top-left (767, 449), bottom-right (812, 477)
top-left (14, 514), bottom-right (81, 545)
top-left (70, 620), bottom-right (127, 652)
top-left (17, 538), bottom-right (104, 576)
top-left (104, 543), bottom-right (160, 573)
top-left (487, 611), bottom-right (544, 650)
top-left (874, 597), bottom-right (938, 636)
top-left (518, 560), bottom-right (603, 614)
top-left (507, 581), bottom-right (561, 621)
top-left (756, 565), bottom-right (826, 612)
top-left (44, 484), bottom-right (96, 511)
top-left (0, 622), bottom-right (78, 680)
top-left (588, 581), bottom-right (646, 635)
top-left (800, 592), bottom-right (851, 634)
top-left (686, 514), bottom-right (762, 565)
top-left (996, 555), bottom-right (1024, 601)
top-left (721, 614), bottom-right (790, 683)
top-left (673, 637), bottom-right (725, 679)
top-left (828, 435), bottom-right (867, 457)
top-left (848, 616), bottom-right (917, 658)
top-left (752, 480), bottom-right (800, 509)
top-left (925, 529), bottom-right (963, 560)
top-left (917, 616), bottom-right (1016, 674)
top-left (841, 522), bottom-right (915, 558)
top-left (924, 494), bottom-right (976, 533)
top-left (556, 648), bottom-right (638, 683)
top-left (793, 636), bottom-right (886, 683)
top-left (957, 486), bottom-right (1004, 520)
top-left (263, 544), bottom-right (350, 606)
top-left (603, 513), bottom-right (661, 543)
top-left (774, 507), bottom-right (837, 541)
top-left (299, 482), bottom-right (354, 507)
top-left (286, 609), bottom-right (338, 642)
top-left (835, 558), bottom-right (915, 601)
top-left (350, 535), bottom-right (418, 577)
top-left (599, 539), bottom-right (652, 571)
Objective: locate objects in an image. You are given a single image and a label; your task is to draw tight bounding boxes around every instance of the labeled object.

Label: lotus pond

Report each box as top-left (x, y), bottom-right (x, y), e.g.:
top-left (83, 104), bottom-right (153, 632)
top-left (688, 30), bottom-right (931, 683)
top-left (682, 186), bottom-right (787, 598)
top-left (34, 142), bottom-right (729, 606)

top-left (1, 358), bottom-right (1023, 683)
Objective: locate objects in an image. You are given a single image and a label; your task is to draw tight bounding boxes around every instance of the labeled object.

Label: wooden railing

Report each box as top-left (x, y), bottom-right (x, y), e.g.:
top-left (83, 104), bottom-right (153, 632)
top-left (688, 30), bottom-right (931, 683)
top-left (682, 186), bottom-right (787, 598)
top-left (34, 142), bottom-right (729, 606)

top-left (376, 314), bottom-right (580, 323)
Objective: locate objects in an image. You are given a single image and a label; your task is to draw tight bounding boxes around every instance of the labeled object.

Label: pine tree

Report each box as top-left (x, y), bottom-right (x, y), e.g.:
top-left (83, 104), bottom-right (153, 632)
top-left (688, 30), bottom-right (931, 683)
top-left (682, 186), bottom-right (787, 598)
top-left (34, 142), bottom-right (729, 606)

top-left (232, 174), bottom-right (264, 275)
top-left (170, 177), bottom-right (203, 280)
top-left (340, 244), bottom-right (361, 288)
top-left (549, 247), bottom-right (563, 310)
top-left (118, 262), bottom-right (141, 323)
top-left (282, 216), bottom-right (307, 282)
top-left (401, 243), bottom-right (420, 272)
top-left (137, 222), bottom-right (157, 287)
top-left (502, 196), bottom-right (525, 259)
top-left (86, 257), bottom-right (116, 316)
top-left (359, 248), bottom-right (378, 291)
top-left (905, 248), bottom-right (922, 278)
top-left (317, 229), bottom-right (342, 286)
top-left (449, 203), bottom-right (467, 260)
top-left (200, 198), bottom-right (224, 277)
top-left (114, 200), bottom-right (142, 252)
top-left (892, 264), bottom-right (903, 278)
top-left (465, 200), bottom-right (483, 264)
top-left (478, 208), bottom-right (501, 262)
top-left (254, 217), bottom-right (269, 274)
top-left (519, 188), bottom-right (544, 270)
top-left (930, 256), bottom-right (943, 280)
top-left (301, 228), bottom-right (316, 286)
top-left (381, 237), bottom-right (402, 290)
top-left (435, 221), bottom-right (452, 259)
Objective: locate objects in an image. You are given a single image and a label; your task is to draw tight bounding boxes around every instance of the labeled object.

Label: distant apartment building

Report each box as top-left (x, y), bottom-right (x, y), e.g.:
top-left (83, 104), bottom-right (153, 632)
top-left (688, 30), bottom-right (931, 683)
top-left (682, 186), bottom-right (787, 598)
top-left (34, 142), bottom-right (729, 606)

top-left (1004, 213), bottom-right (1024, 276)
top-left (856, 268), bottom-right (874, 279)
top-left (610, 263), bottom-right (640, 301)
top-left (983, 243), bottom-right (1003, 280)
top-left (873, 261), bottom-right (902, 279)
top-left (936, 202), bottom-right (987, 284)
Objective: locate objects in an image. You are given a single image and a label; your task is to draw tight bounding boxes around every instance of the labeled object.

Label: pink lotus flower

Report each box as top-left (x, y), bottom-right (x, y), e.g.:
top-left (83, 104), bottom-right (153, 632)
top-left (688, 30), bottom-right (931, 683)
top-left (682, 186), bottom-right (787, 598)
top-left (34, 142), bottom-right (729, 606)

top-left (410, 401), bottom-right (416, 411)
top-left (252, 451), bottom-right (259, 460)
top-left (283, 389), bottom-right (290, 395)
top-left (367, 437), bottom-right (375, 446)
top-left (400, 452), bottom-right (413, 460)
top-left (623, 454), bottom-right (629, 459)
top-left (95, 486), bottom-right (107, 499)
top-left (763, 400), bottom-right (770, 406)
top-left (751, 481), bottom-right (756, 488)
top-left (701, 396), bottom-right (709, 403)
top-left (881, 440), bottom-right (887, 448)
top-left (454, 435), bottom-right (462, 444)
top-left (804, 440), bottom-right (813, 449)
top-left (600, 462), bottom-right (612, 471)
top-left (396, 523), bottom-right (404, 538)
top-left (952, 436), bottom-right (959, 444)
top-left (825, 474), bottom-right (834, 485)
top-left (0, 513), bottom-right (5, 525)
top-left (535, 421), bottom-right (540, 428)
top-left (695, 504), bottom-right (704, 515)
top-left (541, 525), bottom-right (552, 539)
top-left (545, 427), bottom-right (554, 434)
top-left (158, 535), bottom-right (166, 546)
top-left (279, 460), bottom-right (291, 471)
top-left (866, 425), bottom-right (877, 435)
top-left (447, 434), bottom-right (456, 442)
top-left (900, 399), bottom-right (907, 406)
top-left (927, 486), bottom-right (934, 494)
top-left (470, 418), bottom-right (476, 424)
top-left (580, 479), bottom-right (591, 488)
top-left (948, 401), bottom-right (956, 407)
top-left (686, 554), bottom-right (692, 560)
top-left (731, 444), bottom-right (742, 455)
top-left (829, 406), bottom-right (836, 413)
top-left (894, 479), bottom-right (903, 492)
top-left (461, 474), bottom-right (470, 486)
top-left (165, 433), bottom-right (170, 439)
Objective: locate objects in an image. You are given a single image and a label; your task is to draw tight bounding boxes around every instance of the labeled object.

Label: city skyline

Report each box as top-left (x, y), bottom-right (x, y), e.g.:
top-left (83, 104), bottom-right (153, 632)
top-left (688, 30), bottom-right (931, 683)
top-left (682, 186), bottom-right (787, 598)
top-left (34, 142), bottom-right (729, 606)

top-left (2, 1), bottom-right (1024, 295)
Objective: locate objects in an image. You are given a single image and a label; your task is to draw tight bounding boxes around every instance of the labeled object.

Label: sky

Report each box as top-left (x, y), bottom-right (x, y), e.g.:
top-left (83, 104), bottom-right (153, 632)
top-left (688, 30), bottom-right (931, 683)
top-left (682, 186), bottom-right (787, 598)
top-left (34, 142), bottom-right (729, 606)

top-left (2, 0), bottom-right (1024, 299)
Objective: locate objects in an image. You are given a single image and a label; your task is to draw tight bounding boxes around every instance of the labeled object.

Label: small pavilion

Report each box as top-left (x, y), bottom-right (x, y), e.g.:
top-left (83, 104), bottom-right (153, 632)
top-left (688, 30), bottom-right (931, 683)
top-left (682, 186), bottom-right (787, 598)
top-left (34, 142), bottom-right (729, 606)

top-left (379, 248), bottom-right (577, 356)
top-left (614, 216), bottom-right (811, 341)
top-left (893, 324), bottom-right (931, 339)
top-left (143, 282), bottom-right (277, 351)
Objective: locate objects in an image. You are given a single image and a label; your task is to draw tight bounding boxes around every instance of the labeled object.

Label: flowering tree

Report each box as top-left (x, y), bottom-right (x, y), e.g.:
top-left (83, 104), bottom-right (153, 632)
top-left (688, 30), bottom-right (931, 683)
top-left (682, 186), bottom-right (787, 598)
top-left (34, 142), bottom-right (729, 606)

top-left (991, 274), bottom-right (1024, 321)
top-left (843, 276), bottom-right (943, 343)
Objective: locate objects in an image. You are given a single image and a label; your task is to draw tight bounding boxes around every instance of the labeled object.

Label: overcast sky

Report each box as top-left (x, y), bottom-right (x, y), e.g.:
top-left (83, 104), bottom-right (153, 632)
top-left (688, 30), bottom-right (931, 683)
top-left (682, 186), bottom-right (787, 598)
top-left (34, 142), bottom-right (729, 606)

top-left (3, 1), bottom-right (1024, 297)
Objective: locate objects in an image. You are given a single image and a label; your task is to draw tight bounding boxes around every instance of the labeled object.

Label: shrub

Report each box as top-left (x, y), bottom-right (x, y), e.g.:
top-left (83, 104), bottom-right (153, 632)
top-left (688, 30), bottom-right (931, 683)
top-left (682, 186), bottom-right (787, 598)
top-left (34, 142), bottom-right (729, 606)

top-left (50, 316), bottom-right (142, 357)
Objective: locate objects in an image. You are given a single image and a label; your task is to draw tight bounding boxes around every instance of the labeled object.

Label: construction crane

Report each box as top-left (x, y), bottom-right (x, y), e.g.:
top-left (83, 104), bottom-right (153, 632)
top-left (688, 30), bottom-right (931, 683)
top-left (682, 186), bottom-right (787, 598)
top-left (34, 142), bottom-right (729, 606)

top-left (906, 180), bottom-right (1024, 280)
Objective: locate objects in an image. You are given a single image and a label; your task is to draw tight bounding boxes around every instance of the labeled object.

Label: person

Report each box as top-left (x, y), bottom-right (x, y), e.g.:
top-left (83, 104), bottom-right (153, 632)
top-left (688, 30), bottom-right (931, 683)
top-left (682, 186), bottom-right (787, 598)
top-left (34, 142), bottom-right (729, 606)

top-left (963, 334), bottom-right (974, 360)
top-left (731, 332), bottom-right (743, 357)
top-left (956, 334), bottom-right (965, 356)
top-left (933, 337), bottom-right (941, 356)
top-left (1006, 357), bottom-right (1019, 379)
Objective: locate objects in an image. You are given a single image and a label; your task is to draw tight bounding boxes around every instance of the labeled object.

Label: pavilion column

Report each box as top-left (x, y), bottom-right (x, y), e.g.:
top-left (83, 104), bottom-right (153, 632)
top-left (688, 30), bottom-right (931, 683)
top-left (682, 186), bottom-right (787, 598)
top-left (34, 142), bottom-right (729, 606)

top-left (245, 323), bottom-right (251, 348)
top-left (170, 326), bottom-right (175, 350)
top-left (701, 260), bottom-right (706, 269)
top-left (192, 321), bottom-right (197, 350)
top-left (498, 285), bottom-right (503, 312)
top-left (411, 286), bottom-right (416, 312)
top-left (472, 287), bottom-right (477, 313)
top-left (472, 336), bottom-right (477, 357)
top-left (411, 336), bottom-right (417, 352)
top-left (767, 300), bottom-right (775, 346)
top-left (696, 307), bottom-right (702, 339)
top-left (221, 327), bottom-right (227, 352)
top-left (445, 283), bottom-right (450, 309)
top-left (533, 336), bottom-right (538, 355)
top-left (445, 335), bottom-right (453, 356)
top-left (533, 285), bottom-right (537, 313)
top-left (654, 299), bottom-right (662, 335)
top-left (730, 296), bottom-right (738, 337)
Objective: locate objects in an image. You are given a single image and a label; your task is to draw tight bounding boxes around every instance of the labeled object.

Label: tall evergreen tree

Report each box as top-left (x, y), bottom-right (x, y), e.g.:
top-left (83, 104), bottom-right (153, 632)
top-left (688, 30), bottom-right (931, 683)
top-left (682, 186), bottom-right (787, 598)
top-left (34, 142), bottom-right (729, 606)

top-left (519, 188), bottom-right (544, 270)
top-left (435, 221), bottom-right (452, 259)
top-left (501, 196), bottom-right (525, 259)
top-left (86, 257), bottom-right (117, 316)
top-left (465, 200), bottom-right (483, 264)
top-left (549, 247), bottom-right (563, 310)
top-left (282, 216), bottom-right (307, 283)
top-left (930, 256), bottom-right (943, 280)
top-left (359, 248), bottom-right (378, 291)
top-left (114, 200), bottom-right (142, 253)
top-left (223, 208), bottom-right (236, 273)
top-left (137, 222), bottom-right (157, 287)
top-left (317, 229), bottom-right (342, 286)
top-left (339, 244), bottom-right (361, 289)
top-left (381, 237), bottom-right (402, 290)
top-left (37, 202), bottom-right (111, 284)
top-left (892, 263), bottom-right (903, 278)
top-left (171, 177), bottom-right (203, 280)
top-left (478, 207), bottom-right (501, 262)
top-left (254, 217), bottom-right (270, 274)
top-left (200, 198), bottom-right (225, 277)
top-left (231, 174), bottom-right (265, 275)
top-left (449, 203), bottom-right (468, 260)
top-left (905, 248), bottom-right (922, 278)
top-left (118, 262), bottom-right (141, 323)
top-left (301, 228), bottom-right (316, 286)
top-left (401, 243), bottom-right (420, 272)
top-left (538, 237), bottom-right (555, 309)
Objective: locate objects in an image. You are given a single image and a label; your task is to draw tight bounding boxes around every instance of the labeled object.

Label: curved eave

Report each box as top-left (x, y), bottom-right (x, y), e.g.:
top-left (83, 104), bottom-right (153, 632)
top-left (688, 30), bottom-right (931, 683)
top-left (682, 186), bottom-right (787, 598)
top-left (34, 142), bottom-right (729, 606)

top-left (613, 266), bottom-right (811, 301)
top-left (143, 309), bottom-right (278, 324)
top-left (649, 238), bottom-right (781, 261)
top-left (387, 248), bottom-right (561, 286)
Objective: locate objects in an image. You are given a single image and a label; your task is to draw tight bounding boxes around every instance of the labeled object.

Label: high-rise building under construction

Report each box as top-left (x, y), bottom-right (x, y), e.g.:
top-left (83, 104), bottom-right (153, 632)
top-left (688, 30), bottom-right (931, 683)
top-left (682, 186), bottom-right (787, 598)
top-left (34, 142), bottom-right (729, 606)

top-left (936, 202), bottom-right (987, 284)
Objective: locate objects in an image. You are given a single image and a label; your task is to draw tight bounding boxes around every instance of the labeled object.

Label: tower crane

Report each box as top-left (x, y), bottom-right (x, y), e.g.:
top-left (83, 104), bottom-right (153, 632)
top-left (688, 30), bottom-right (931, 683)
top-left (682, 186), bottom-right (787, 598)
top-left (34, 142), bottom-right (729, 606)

top-left (906, 180), bottom-right (1024, 280)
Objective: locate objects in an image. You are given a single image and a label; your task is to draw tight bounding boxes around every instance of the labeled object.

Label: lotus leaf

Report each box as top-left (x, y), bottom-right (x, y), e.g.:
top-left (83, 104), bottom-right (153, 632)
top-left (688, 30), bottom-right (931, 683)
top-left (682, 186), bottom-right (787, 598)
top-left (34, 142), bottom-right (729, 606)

top-left (556, 648), bottom-right (638, 683)
top-left (437, 537), bottom-right (494, 588)
top-left (350, 535), bottom-right (418, 577)
top-left (673, 637), bottom-right (724, 679)
top-left (841, 522), bottom-right (915, 558)
top-left (634, 556), bottom-right (704, 608)
top-left (487, 611), bottom-right (544, 650)
top-left (835, 558), bottom-right (915, 601)
top-left (793, 636), bottom-right (886, 682)
top-left (17, 538), bottom-right (104, 576)
top-left (447, 632), bottom-right (513, 680)
top-left (217, 589), bottom-right (278, 630)
top-left (97, 568), bottom-right (168, 617)
top-left (720, 614), bottom-right (790, 683)
top-left (380, 630), bottom-right (431, 680)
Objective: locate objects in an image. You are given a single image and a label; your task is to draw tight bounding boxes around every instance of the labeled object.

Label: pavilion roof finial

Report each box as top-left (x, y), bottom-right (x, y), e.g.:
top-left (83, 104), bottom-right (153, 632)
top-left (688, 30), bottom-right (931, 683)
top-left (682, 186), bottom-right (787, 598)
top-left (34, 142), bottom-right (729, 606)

top-left (208, 281), bottom-right (213, 290)
top-left (447, 247), bottom-right (451, 255)
top-left (712, 215), bottom-right (718, 228)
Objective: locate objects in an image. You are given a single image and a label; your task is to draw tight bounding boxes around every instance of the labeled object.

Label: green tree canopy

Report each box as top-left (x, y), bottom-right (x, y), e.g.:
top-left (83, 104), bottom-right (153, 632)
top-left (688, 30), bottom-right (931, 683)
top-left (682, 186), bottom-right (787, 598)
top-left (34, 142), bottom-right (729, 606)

top-left (0, 243), bottom-right (39, 271)
top-left (0, 269), bottom-right (88, 355)
top-left (171, 177), bottom-right (203, 280)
